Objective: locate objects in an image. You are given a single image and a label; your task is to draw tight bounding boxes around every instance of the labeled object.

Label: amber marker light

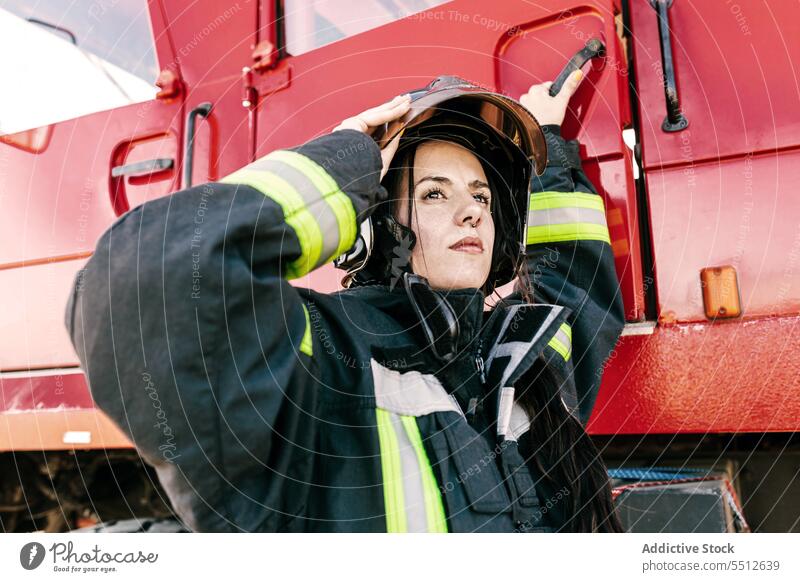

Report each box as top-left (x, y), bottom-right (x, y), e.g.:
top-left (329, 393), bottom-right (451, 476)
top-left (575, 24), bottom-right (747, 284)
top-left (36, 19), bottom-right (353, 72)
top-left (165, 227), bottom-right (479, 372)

top-left (700, 265), bottom-right (742, 320)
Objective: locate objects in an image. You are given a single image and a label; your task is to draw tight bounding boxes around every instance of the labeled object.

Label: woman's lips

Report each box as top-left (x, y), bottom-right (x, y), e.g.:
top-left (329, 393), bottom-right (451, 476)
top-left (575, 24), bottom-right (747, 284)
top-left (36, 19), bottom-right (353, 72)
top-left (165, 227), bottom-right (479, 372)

top-left (449, 236), bottom-right (484, 254)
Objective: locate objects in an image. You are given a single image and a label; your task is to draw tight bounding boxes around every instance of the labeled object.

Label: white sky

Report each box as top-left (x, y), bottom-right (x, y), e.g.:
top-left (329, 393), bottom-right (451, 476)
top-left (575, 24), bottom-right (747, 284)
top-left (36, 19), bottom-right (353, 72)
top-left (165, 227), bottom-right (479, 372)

top-left (0, 8), bottom-right (156, 135)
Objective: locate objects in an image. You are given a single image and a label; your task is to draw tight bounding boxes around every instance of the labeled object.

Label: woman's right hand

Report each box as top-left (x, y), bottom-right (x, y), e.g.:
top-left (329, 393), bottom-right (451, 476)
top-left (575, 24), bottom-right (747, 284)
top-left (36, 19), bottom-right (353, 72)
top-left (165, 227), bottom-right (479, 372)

top-left (334, 94), bottom-right (412, 180)
top-left (519, 69), bottom-right (583, 127)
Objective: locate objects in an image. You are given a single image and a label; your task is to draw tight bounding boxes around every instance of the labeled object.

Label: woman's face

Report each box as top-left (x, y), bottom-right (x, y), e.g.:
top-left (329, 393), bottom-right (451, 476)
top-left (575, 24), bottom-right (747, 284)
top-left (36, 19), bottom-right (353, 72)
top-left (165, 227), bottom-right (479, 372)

top-left (394, 141), bottom-right (495, 290)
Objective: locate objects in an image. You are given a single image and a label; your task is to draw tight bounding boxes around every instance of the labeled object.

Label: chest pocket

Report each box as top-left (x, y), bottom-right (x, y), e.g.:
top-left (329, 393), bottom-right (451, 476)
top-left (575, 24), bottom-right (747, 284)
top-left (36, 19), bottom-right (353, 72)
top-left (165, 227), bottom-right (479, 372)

top-left (371, 359), bottom-right (513, 524)
top-left (440, 418), bottom-right (514, 514)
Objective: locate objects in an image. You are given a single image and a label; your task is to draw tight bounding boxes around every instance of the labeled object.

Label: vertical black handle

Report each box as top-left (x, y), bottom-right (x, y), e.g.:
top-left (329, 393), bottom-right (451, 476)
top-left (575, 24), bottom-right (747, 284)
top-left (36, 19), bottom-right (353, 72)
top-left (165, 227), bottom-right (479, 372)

top-left (184, 102), bottom-right (213, 187)
top-left (652, 0), bottom-right (688, 132)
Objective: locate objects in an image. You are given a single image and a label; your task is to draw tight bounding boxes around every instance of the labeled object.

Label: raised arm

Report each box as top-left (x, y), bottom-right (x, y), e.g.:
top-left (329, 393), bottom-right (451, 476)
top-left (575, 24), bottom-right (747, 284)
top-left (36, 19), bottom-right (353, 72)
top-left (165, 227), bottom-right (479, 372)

top-left (65, 128), bottom-right (385, 531)
top-left (518, 73), bottom-right (625, 424)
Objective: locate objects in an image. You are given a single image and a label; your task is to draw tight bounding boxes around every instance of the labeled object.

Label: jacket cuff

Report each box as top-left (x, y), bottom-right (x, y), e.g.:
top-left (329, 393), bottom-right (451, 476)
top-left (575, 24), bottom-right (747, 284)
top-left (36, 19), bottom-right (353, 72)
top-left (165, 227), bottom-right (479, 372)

top-left (542, 125), bottom-right (582, 170)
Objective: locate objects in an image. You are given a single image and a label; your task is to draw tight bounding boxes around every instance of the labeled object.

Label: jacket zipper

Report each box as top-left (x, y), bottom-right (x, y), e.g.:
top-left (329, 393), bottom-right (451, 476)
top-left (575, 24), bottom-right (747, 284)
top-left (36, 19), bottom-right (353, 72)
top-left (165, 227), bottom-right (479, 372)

top-left (474, 338), bottom-right (486, 385)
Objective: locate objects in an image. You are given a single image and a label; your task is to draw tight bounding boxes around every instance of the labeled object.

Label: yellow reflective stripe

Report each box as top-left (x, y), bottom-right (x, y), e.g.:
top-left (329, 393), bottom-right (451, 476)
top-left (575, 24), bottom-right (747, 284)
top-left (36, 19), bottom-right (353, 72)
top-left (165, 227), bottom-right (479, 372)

top-left (399, 415), bottom-right (448, 533)
top-left (300, 305), bottom-right (313, 357)
top-left (269, 150), bottom-right (357, 263)
top-left (547, 322), bottom-right (572, 361)
top-left (222, 149), bottom-right (358, 277)
top-left (528, 191), bottom-right (610, 245)
top-left (530, 191), bottom-right (606, 212)
top-left (221, 170), bottom-right (323, 279)
top-left (527, 222), bottom-right (611, 245)
top-left (322, 188), bottom-right (358, 261)
top-left (548, 336), bottom-right (570, 360)
top-left (376, 408), bottom-right (407, 533)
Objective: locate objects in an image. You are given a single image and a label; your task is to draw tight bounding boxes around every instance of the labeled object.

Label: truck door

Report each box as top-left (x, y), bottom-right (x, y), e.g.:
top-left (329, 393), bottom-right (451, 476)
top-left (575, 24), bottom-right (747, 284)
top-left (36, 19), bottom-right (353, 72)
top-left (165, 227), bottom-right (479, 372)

top-left (587, 0), bottom-right (800, 435)
top-left (248, 0), bottom-right (644, 314)
top-left (629, 0), bottom-right (800, 322)
top-left (0, 0), bottom-right (183, 372)
top-left (0, 0), bottom-right (259, 453)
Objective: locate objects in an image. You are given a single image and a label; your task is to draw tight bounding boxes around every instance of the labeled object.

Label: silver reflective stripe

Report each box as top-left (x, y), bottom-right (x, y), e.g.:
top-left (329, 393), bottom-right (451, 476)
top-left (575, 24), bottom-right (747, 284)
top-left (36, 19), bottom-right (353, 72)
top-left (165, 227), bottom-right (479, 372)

top-left (496, 386), bottom-right (515, 439)
top-left (505, 396), bottom-right (575, 443)
top-left (371, 359), bottom-right (463, 417)
top-left (386, 412), bottom-right (428, 533)
top-left (484, 305), bottom-right (565, 387)
top-left (527, 206), bottom-right (608, 228)
top-left (376, 408), bottom-right (448, 533)
top-left (507, 403), bottom-right (531, 442)
top-left (252, 158), bottom-right (341, 267)
top-left (552, 325), bottom-right (571, 352)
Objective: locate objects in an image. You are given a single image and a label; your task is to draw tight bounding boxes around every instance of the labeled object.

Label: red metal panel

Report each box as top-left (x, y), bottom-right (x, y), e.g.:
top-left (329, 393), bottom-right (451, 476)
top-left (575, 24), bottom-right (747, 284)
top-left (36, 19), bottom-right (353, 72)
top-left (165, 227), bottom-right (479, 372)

top-left (160, 0), bottom-right (258, 87)
top-left (629, 0), bottom-right (800, 321)
top-left (646, 149), bottom-right (800, 322)
top-left (0, 259), bottom-right (87, 370)
top-left (496, 7), bottom-right (627, 160)
top-left (158, 0), bottom-right (256, 188)
top-left (0, 370), bottom-right (93, 412)
top-left (254, 0), bottom-right (625, 152)
top-left (584, 153), bottom-right (644, 322)
top-left (631, 0), bottom-right (800, 169)
top-left (589, 315), bottom-right (800, 434)
top-left (0, 409), bottom-right (132, 452)
top-left (0, 102), bottom-right (182, 267)
top-left (497, 8), bottom-right (643, 321)
top-left (0, 369), bottom-right (132, 452)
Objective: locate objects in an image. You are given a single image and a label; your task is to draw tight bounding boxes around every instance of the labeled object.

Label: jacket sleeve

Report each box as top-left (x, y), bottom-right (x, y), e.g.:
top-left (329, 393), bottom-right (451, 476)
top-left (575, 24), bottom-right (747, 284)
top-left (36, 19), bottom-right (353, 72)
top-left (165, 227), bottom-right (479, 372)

top-left (522, 125), bottom-right (624, 424)
top-left (65, 129), bottom-right (383, 531)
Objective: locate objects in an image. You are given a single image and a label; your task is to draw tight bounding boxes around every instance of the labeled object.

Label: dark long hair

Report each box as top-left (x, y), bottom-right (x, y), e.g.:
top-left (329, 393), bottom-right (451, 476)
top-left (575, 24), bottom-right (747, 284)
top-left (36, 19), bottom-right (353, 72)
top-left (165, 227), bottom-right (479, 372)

top-left (515, 358), bottom-right (622, 532)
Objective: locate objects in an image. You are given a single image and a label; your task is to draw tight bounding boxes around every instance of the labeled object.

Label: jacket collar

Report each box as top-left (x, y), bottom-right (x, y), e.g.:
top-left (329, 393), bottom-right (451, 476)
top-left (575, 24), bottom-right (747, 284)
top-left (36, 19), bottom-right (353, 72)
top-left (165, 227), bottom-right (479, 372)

top-left (341, 282), bottom-right (571, 423)
top-left (343, 283), bottom-right (488, 357)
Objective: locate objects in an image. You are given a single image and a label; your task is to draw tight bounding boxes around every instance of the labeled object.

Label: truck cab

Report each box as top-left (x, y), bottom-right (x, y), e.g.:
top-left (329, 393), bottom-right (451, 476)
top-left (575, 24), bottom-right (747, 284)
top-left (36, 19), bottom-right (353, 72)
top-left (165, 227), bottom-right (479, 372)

top-left (1, 0), bottom-right (798, 532)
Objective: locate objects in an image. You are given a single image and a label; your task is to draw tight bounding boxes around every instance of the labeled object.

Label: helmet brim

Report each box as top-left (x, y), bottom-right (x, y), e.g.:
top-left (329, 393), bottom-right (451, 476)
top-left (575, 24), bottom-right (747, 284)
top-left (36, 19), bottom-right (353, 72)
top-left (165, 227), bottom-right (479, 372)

top-left (372, 80), bottom-right (547, 176)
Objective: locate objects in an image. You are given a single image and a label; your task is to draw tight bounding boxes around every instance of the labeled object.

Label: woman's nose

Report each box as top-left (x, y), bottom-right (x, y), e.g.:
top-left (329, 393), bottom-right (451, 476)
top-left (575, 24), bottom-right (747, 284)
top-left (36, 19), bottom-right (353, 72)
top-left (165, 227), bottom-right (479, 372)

top-left (453, 194), bottom-right (484, 228)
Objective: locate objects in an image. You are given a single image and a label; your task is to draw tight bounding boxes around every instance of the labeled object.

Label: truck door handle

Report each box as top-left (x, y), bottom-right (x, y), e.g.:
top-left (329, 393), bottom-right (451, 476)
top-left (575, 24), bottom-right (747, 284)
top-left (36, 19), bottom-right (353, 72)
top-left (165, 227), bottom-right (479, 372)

top-left (184, 102), bottom-right (213, 187)
top-left (549, 38), bottom-right (606, 97)
top-left (111, 158), bottom-right (174, 178)
top-left (652, 0), bottom-right (688, 132)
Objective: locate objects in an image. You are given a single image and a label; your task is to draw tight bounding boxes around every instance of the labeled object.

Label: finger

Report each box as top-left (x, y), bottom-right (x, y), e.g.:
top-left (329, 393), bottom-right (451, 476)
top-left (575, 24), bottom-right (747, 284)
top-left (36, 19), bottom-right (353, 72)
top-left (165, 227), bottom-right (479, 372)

top-left (560, 69), bottom-right (584, 99)
top-left (525, 82), bottom-right (550, 96)
top-left (359, 99), bottom-right (412, 128)
top-left (367, 94), bottom-right (412, 116)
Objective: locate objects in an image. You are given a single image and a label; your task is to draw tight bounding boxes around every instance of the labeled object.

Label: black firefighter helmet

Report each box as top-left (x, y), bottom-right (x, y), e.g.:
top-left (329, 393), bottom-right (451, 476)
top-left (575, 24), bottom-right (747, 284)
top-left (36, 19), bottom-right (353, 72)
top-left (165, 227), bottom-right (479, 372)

top-left (334, 76), bottom-right (547, 294)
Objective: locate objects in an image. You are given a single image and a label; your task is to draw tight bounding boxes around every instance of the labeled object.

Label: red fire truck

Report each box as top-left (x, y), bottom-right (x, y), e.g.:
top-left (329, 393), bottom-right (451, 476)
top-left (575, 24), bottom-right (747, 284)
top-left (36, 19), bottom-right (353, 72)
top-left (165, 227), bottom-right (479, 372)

top-left (1, 0), bottom-right (798, 532)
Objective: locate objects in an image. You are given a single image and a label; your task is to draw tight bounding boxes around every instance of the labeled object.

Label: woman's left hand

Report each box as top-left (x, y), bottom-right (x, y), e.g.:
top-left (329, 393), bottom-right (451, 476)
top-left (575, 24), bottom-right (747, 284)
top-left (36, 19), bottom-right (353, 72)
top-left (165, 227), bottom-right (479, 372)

top-left (519, 69), bottom-right (584, 126)
top-left (334, 94), bottom-right (412, 180)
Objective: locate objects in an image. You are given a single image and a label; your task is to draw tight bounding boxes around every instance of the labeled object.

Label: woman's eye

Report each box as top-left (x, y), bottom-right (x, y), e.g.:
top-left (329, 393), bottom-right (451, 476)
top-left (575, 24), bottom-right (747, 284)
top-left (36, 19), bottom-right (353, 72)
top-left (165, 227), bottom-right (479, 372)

top-left (422, 188), bottom-right (445, 200)
top-left (474, 192), bottom-right (491, 205)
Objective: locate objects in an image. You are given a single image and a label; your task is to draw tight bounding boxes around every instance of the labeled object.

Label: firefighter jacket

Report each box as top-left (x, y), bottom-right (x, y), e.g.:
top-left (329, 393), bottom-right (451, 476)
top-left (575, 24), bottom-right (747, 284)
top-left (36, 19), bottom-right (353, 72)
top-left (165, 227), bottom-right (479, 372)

top-left (65, 126), bottom-right (624, 532)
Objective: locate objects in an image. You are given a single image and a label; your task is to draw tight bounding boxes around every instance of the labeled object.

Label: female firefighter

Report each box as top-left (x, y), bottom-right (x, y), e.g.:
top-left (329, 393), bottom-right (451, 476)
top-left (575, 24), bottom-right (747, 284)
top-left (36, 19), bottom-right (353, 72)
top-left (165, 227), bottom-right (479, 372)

top-left (66, 71), bottom-right (625, 532)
